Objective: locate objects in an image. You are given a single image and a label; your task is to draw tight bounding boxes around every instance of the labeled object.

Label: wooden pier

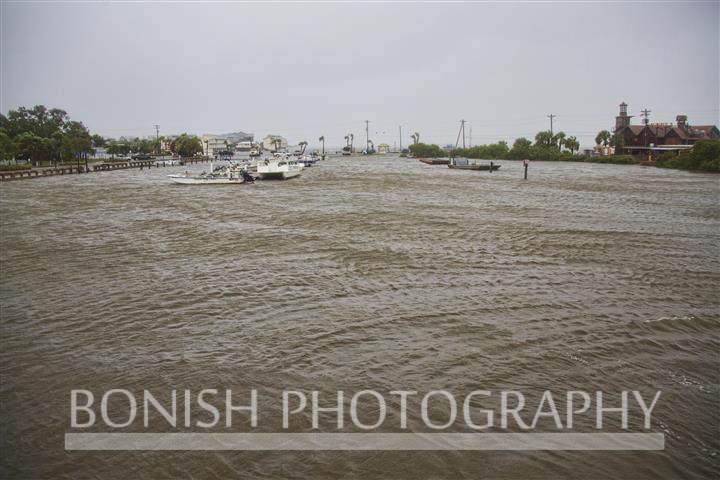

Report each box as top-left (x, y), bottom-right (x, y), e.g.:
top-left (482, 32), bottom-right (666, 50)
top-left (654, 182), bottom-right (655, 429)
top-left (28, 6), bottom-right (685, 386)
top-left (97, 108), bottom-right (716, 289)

top-left (0, 156), bottom-right (210, 182)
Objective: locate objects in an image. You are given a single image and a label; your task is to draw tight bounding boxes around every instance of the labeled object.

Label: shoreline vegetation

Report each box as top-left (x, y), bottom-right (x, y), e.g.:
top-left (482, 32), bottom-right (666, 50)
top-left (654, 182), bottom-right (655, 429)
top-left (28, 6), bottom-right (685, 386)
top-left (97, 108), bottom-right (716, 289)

top-left (408, 133), bottom-right (720, 173)
top-left (1, 105), bottom-right (718, 173)
top-left (0, 105), bottom-right (205, 172)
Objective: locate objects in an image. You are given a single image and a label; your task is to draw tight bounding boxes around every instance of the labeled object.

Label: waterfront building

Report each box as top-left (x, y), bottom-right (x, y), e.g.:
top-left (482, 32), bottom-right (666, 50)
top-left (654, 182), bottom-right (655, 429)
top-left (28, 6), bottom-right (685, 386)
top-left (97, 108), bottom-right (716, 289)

top-left (613, 102), bottom-right (719, 156)
top-left (262, 134), bottom-right (288, 152)
top-left (201, 135), bottom-right (229, 157)
top-left (235, 141), bottom-right (253, 152)
top-left (200, 132), bottom-right (254, 157)
top-left (377, 143), bottom-right (390, 154)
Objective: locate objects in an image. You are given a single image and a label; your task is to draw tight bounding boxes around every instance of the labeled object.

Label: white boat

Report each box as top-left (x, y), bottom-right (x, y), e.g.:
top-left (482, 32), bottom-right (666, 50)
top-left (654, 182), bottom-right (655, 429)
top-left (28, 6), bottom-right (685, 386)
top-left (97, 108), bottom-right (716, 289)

top-left (256, 155), bottom-right (303, 180)
top-left (168, 174), bottom-right (245, 185)
top-left (168, 162), bottom-right (253, 185)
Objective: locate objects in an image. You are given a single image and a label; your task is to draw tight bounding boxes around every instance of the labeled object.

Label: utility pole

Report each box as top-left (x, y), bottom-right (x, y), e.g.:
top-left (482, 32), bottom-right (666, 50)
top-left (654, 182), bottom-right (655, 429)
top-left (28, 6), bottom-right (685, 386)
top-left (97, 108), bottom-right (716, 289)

top-left (469, 126), bottom-right (472, 148)
top-left (461, 119), bottom-right (466, 149)
top-left (365, 120), bottom-right (370, 154)
top-left (547, 114), bottom-right (556, 136)
top-left (641, 109), bottom-right (652, 155)
top-left (154, 124), bottom-right (160, 155)
top-left (398, 125), bottom-right (402, 152)
top-left (640, 109), bottom-right (651, 125)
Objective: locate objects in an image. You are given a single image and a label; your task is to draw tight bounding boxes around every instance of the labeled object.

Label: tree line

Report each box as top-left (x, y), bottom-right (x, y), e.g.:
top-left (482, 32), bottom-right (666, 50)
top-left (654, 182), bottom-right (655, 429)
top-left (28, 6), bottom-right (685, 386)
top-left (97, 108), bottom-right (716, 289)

top-left (0, 105), bottom-right (204, 166)
top-left (407, 129), bottom-right (719, 172)
top-left (408, 130), bottom-right (580, 160)
top-left (0, 106), bottom-right (93, 166)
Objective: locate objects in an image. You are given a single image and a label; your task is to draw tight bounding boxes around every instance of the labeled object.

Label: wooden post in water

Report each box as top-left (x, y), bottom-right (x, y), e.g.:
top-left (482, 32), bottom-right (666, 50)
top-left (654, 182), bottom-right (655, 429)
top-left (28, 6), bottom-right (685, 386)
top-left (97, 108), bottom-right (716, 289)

top-left (523, 159), bottom-right (528, 179)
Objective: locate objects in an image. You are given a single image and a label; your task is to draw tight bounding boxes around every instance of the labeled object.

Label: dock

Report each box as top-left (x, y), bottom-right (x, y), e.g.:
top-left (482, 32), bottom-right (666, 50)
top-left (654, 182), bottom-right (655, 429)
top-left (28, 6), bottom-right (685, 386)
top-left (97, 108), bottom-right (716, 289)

top-left (0, 156), bottom-right (210, 182)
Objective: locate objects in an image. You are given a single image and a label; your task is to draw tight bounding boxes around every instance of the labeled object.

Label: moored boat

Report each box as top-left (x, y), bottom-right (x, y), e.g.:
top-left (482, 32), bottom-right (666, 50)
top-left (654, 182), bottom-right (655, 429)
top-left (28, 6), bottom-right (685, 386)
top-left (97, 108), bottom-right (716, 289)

top-left (448, 157), bottom-right (501, 171)
top-left (168, 162), bottom-right (254, 185)
top-left (446, 120), bottom-right (501, 172)
top-left (419, 158), bottom-right (450, 165)
top-left (168, 174), bottom-right (246, 185)
top-left (256, 155), bottom-right (303, 180)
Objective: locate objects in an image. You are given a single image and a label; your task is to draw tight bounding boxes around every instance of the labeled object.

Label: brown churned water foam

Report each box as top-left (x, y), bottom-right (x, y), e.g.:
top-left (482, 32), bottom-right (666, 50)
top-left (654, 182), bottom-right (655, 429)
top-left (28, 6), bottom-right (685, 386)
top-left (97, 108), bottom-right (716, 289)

top-left (1, 156), bottom-right (718, 478)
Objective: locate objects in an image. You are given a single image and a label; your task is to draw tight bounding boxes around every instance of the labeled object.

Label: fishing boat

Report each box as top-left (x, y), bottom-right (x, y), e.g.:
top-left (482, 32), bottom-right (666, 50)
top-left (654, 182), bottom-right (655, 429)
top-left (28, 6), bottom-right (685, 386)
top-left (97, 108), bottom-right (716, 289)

top-left (446, 120), bottom-right (501, 172)
top-left (419, 158), bottom-right (450, 165)
top-left (256, 155), bottom-right (303, 180)
top-left (448, 157), bottom-right (501, 171)
top-left (168, 162), bottom-right (254, 185)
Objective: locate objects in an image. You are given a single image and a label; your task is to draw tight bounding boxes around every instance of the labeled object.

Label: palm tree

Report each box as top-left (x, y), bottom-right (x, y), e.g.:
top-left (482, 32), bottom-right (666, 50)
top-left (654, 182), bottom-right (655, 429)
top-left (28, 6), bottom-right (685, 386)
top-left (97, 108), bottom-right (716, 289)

top-left (565, 136), bottom-right (579, 154)
top-left (349, 134), bottom-right (354, 151)
top-left (534, 130), bottom-right (553, 147)
top-left (553, 131), bottom-right (566, 150)
top-left (318, 136), bottom-right (325, 157)
top-left (272, 138), bottom-right (282, 152)
top-left (298, 141), bottom-right (308, 155)
top-left (413, 132), bottom-right (420, 144)
top-left (595, 130), bottom-right (612, 147)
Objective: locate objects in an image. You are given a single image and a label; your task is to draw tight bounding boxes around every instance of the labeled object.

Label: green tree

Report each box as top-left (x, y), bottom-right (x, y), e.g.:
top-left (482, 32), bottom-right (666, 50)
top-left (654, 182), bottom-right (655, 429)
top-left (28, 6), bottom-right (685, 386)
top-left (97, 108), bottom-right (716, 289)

top-left (298, 141), bottom-right (308, 155)
top-left (15, 132), bottom-right (53, 166)
top-left (60, 121), bottom-right (93, 162)
top-left (91, 134), bottom-right (106, 148)
top-left (175, 134), bottom-right (203, 157)
top-left (408, 143), bottom-right (445, 158)
top-left (609, 132), bottom-right (624, 150)
top-left (535, 130), bottom-right (553, 147)
top-left (564, 136), bottom-right (580, 154)
top-left (0, 131), bottom-right (17, 160)
top-left (595, 130), bottom-right (612, 146)
top-left (0, 105), bottom-right (68, 139)
top-left (552, 131), bottom-right (566, 149)
top-left (508, 137), bottom-right (532, 159)
top-left (0, 105), bottom-right (97, 165)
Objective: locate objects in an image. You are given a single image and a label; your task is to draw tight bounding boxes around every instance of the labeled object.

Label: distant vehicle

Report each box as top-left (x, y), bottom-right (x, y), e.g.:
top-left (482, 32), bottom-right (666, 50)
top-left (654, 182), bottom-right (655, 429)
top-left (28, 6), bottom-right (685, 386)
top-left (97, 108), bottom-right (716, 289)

top-left (131, 154), bottom-right (152, 160)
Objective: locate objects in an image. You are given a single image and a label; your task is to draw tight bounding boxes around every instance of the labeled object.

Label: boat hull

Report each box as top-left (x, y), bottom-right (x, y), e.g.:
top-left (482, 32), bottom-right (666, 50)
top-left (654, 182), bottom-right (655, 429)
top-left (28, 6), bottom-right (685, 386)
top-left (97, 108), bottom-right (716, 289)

top-left (419, 158), bottom-right (450, 165)
top-left (168, 175), bottom-right (246, 185)
top-left (258, 169), bottom-right (302, 180)
top-left (448, 164), bottom-right (501, 171)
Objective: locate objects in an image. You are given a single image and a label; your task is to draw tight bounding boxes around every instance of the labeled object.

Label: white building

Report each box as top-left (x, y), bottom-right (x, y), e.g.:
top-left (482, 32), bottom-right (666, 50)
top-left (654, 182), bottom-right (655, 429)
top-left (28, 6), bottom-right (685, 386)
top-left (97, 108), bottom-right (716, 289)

top-left (262, 135), bottom-right (288, 152)
top-left (201, 135), bottom-right (232, 157)
top-left (201, 132), bottom-right (255, 157)
top-left (235, 141), bottom-right (253, 152)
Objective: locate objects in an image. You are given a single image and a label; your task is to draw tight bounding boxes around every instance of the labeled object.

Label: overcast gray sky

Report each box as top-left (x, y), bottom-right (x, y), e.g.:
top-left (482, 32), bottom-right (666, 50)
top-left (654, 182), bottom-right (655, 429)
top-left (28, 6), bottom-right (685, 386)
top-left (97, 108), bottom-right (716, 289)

top-left (1, 1), bottom-right (718, 148)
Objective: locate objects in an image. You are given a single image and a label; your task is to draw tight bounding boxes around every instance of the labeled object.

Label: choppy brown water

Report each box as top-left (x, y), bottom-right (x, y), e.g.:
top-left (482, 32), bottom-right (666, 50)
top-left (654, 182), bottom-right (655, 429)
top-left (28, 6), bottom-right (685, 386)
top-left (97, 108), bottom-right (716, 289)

top-left (1, 156), bottom-right (719, 479)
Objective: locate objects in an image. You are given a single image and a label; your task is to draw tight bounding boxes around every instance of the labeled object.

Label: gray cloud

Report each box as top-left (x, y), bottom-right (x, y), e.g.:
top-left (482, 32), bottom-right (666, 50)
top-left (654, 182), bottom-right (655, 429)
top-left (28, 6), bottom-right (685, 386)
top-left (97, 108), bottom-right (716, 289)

top-left (2, 1), bottom-right (717, 148)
